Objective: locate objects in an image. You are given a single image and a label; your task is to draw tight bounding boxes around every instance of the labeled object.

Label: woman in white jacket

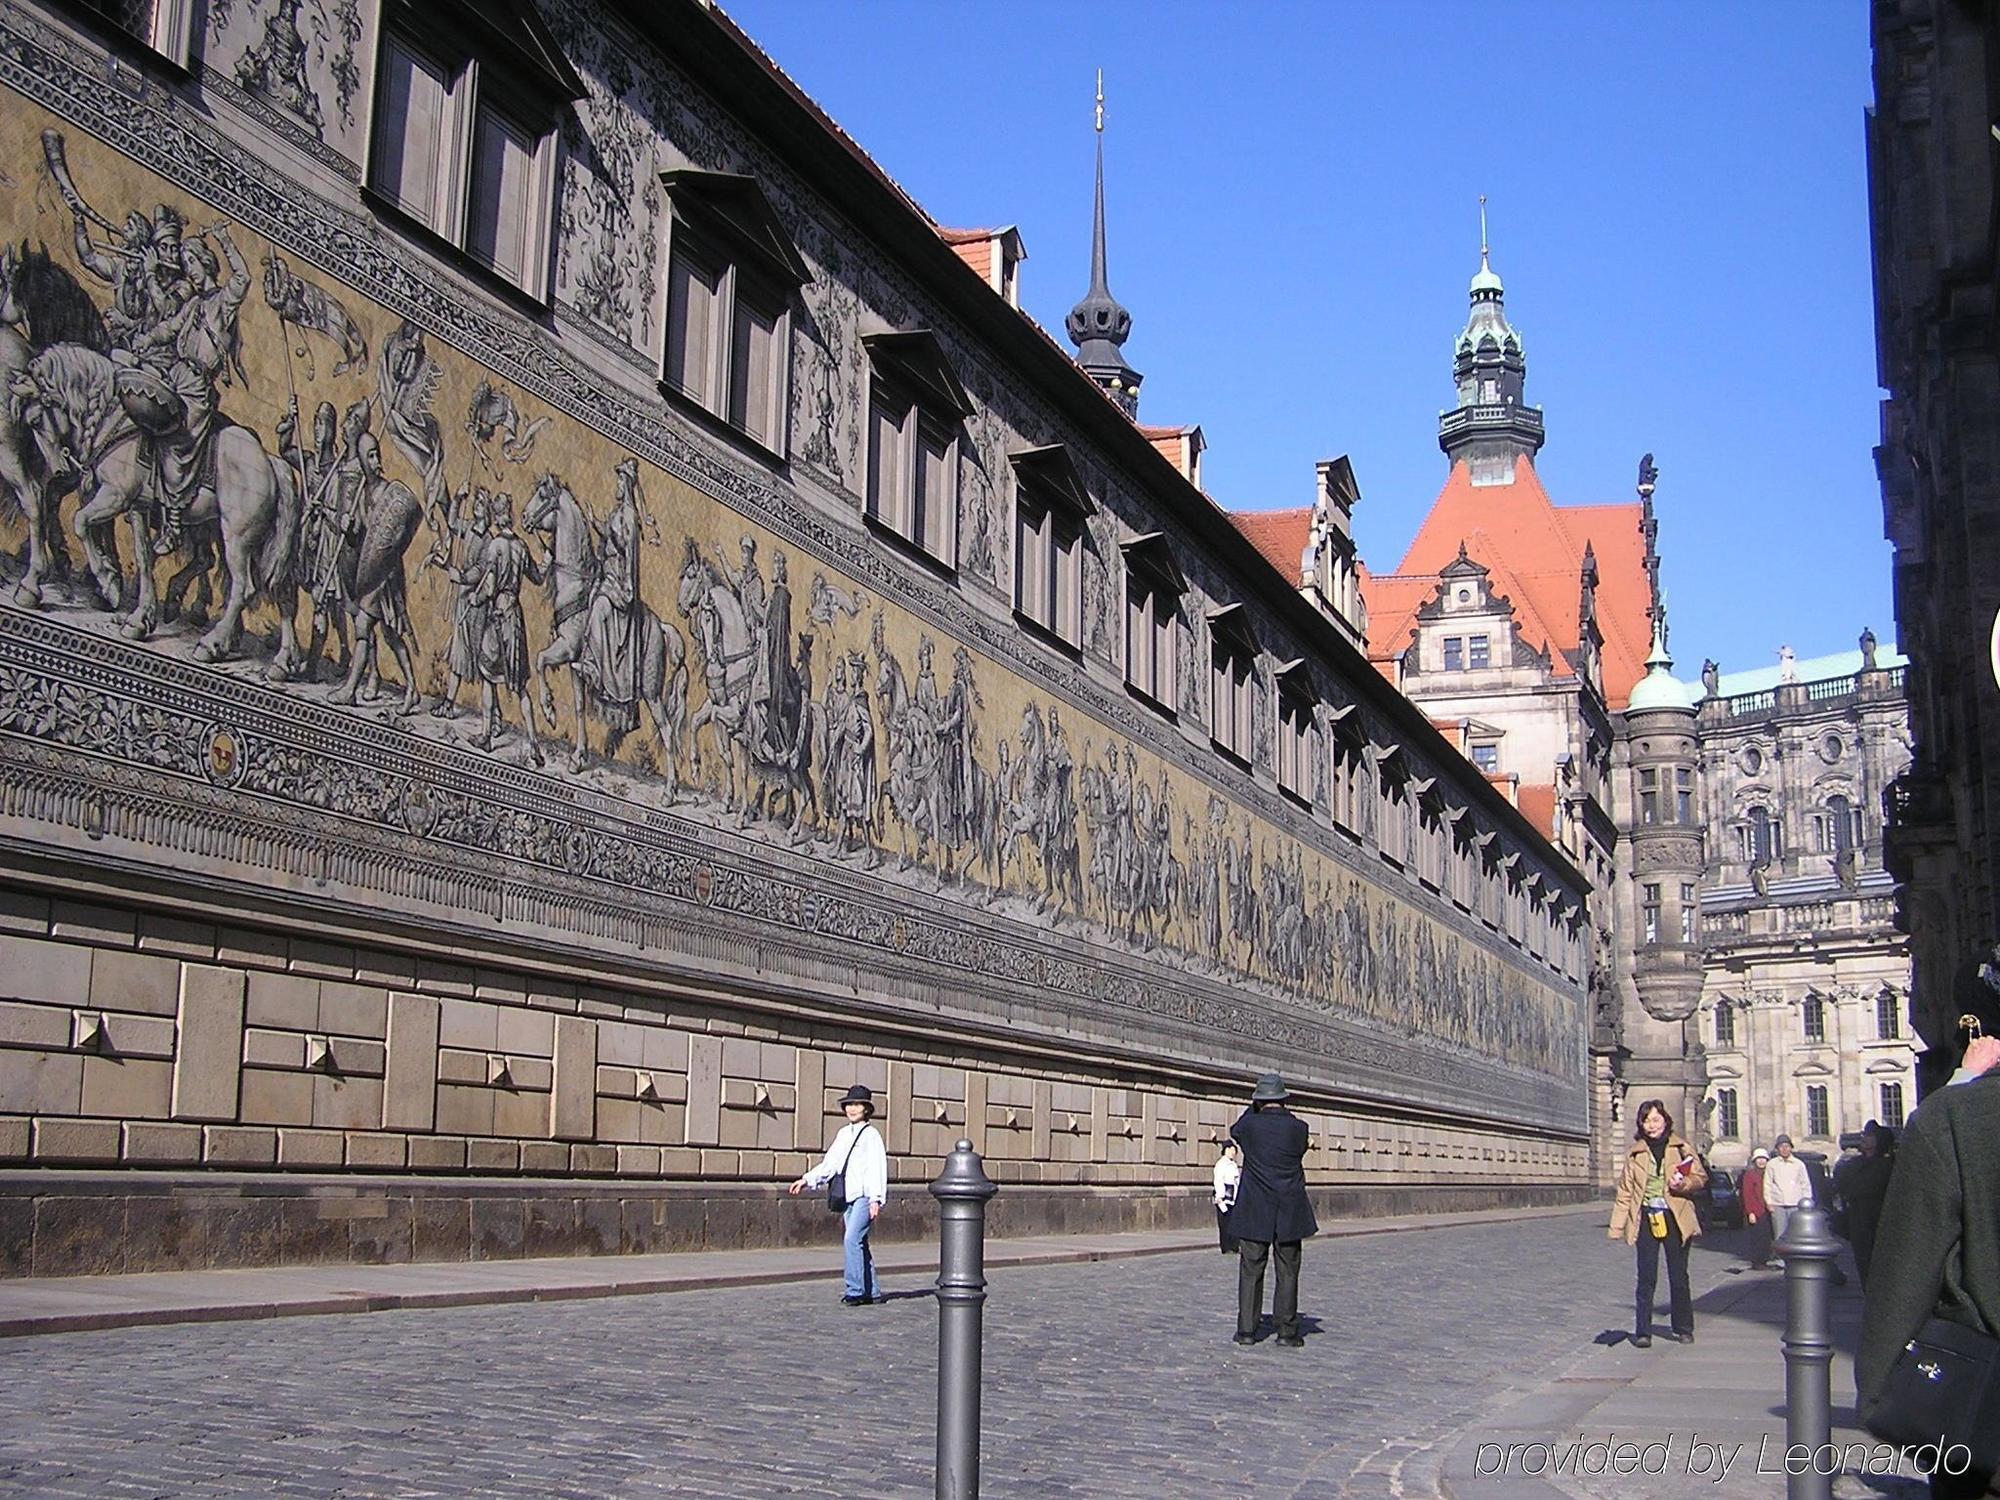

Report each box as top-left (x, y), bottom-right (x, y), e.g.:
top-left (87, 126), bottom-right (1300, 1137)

top-left (1212, 1142), bottom-right (1241, 1254)
top-left (789, 1083), bottom-right (889, 1306)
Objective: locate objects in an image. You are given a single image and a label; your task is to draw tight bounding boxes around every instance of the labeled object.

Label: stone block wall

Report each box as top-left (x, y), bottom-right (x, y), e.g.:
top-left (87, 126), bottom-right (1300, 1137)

top-left (0, 883), bottom-right (1590, 1276)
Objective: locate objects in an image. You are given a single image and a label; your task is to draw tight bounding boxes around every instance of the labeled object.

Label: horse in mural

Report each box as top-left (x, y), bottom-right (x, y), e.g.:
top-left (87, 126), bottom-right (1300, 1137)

top-left (673, 540), bottom-right (811, 821)
top-left (0, 241), bottom-right (103, 608)
top-left (524, 473), bottom-right (686, 784)
top-left (10, 341), bottom-right (302, 673)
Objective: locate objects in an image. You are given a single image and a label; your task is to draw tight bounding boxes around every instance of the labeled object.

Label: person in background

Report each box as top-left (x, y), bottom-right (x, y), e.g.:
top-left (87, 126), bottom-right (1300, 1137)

top-left (788, 1083), bottom-right (888, 1307)
top-left (1228, 1074), bottom-right (1317, 1348)
top-left (1608, 1099), bottom-right (1706, 1347)
top-left (1762, 1134), bottom-right (1813, 1247)
top-left (1212, 1141), bottom-right (1241, 1254)
top-left (1858, 1027), bottom-right (2000, 1498)
top-left (1741, 1147), bottom-right (1772, 1270)
top-left (1836, 1122), bottom-right (1896, 1288)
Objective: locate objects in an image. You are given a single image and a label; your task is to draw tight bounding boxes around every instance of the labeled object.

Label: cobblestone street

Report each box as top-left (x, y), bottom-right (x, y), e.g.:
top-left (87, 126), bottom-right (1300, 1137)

top-left (0, 1208), bottom-right (1775, 1498)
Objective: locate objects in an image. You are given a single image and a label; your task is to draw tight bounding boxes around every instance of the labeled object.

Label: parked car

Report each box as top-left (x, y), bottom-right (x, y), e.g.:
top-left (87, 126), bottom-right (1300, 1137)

top-left (1695, 1164), bottom-right (1744, 1229)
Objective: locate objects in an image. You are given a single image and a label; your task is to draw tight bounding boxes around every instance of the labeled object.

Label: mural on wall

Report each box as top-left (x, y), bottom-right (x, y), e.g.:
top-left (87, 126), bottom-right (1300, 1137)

top-left (0, 81), bottom-right (1584, 1092)
top-left (204, 0), bottom-right (369, 165)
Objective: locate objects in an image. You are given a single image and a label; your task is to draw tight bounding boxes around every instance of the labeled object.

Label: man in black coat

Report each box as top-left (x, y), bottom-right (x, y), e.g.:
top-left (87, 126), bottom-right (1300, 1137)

top-left (1230, 1073), bottom-right (1318, 1348)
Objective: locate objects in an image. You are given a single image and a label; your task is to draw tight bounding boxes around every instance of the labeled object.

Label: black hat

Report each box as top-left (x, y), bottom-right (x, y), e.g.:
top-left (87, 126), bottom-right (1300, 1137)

top-left (837, 1084), bottom-right (875, 1116)
top-left (1249, 1073), bottom-right (1290, 1104)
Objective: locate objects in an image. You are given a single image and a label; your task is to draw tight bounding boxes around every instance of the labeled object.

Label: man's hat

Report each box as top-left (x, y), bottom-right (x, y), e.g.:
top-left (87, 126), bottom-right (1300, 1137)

top-left (837, 1084), bottom-right (875, 1116)
top-left (1774, 1134), bottom-right (1794, 1148)
top-left (1249, 1073), bottom-right (1290, 1104)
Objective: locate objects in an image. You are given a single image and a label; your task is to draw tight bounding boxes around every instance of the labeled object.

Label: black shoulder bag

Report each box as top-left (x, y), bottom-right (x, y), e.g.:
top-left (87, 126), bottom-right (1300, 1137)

top-left (1866, 1316), bottom-right (2000, 1480)
top-left (825, 1124), bottom-right (871, 1215)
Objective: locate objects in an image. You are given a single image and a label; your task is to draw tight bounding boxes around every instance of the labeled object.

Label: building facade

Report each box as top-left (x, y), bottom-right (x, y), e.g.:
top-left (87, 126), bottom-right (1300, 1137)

top-left (0, 0), bottom-right (1593, 1275)
top-left (1693, 648), bottom-right (1916, 1167)
top-left (1871, 0), bottom-right (2000, 1084)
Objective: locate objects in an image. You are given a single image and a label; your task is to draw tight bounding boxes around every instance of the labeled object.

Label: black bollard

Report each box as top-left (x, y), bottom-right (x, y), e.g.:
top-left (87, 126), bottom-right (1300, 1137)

top-left (930, 1138), bottom-right (997, 1500)
top-left (1777, 1203), bottom-right (1840, 1500)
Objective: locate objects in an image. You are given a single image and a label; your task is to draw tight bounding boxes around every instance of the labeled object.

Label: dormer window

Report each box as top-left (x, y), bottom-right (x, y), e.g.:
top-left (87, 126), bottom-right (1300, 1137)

top-left (661, 171), bottom-right (812, 452)
top-left (1011, 446), bottom-right (1092, 650)
top-left (368, 0), bottom-right (581, 300)
top-left (1122, 533), bottom-right (1184, 713)
top-left (1208, 605), bottom-right (1259, 765)
top-left (1443, 636), bottom-right (1464, 672)
top-left (1468, 634), bottom-right (1491, 670)
top-left (863, 332), bottom-right (971, 570)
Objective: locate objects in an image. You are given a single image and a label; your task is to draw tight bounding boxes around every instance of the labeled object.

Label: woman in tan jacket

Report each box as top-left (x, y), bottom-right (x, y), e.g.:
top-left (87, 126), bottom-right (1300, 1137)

top-left (1608, 1099), bottom-right (1707, 1347)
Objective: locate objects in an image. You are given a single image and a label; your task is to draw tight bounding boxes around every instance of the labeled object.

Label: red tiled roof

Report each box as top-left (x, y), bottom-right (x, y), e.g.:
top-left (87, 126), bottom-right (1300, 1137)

top-left (1227, 508), bottom-right (1311, 587)
top-left (1516, 783), bottom-right (1558, 839)
top-left (1363, 456), bottom-right (1650, 708)
top-left (944, 235), bottom-right (994, 282)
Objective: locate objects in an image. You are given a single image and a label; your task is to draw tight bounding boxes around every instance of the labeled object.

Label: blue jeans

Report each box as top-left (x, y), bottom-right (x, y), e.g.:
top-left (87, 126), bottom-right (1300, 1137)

top-left (842, 1198), bottom-right (880, 1301)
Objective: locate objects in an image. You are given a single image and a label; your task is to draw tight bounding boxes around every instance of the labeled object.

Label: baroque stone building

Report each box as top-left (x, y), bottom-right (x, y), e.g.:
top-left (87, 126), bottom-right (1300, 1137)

top-left (1693, 646), bottom-right (1916, 1167)
top-left (0, 0), bottom-right (1592, 1274)
top-left (1871, 0), bottom-right (2000, 1086)
top-left (1232, 242), bottom-right (1699, 1184)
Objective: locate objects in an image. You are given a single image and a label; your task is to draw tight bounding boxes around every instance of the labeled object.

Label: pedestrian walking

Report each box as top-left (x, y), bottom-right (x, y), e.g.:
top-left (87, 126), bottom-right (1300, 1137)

top-left (1835, 1121), bottom-right (1896, 1288)
top-left (1858, 1033), bottom-right (2000, 1497)
top-left (1762, 1134), bottom-right (1812, 1246)
top-left (1228, 1073), bottom-right (1317, 1348)
top-left (1741, 1147), bottom-right (1773, 1269)
top-left (1608, 1099), bottom-right (1705, 1348)
top-left (1212, 1141), bottom-right (1241, 1254)
top-left (788, 1084), bottom-right (888, 1306)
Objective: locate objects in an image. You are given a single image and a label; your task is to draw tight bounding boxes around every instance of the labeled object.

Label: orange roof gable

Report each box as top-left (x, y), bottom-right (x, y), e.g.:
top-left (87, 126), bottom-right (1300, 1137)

top-left (1371, 455), bottom-right (1651, 708)
top-left (1227, 508), bottom-right (1311, 588)
top-left (1517, 782), bottom-right (1559, 839)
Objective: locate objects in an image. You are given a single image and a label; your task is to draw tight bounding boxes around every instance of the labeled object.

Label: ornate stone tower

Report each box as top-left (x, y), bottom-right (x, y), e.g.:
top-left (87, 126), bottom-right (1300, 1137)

top-left (1438, 201), bottom-right (1545, 485)
top-left (1066, 71), bottom-right (1142, 418)
top-left (1617, 577), bottom-right (1707, 1140)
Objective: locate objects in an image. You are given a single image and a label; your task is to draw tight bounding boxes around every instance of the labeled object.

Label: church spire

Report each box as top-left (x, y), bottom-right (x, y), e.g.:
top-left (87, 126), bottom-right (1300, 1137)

top-left (1066, 68), bottom-right (1143, 418)
top-left (1439, 198), bottom-right (1545, 483)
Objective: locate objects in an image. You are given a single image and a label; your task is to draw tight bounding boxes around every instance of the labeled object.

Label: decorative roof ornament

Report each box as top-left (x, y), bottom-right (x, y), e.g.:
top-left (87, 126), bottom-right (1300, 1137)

top-left (1440, 197), bottom-right (1543, 478)
top-left (1626, 598), bottom-right (1697, 713)
top-left (1066, 68), bottom-right (1143, 418)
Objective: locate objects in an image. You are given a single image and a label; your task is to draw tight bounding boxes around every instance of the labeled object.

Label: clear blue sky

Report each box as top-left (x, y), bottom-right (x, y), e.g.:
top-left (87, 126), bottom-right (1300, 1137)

top-left (726, 1), bottom-right (1888, 676)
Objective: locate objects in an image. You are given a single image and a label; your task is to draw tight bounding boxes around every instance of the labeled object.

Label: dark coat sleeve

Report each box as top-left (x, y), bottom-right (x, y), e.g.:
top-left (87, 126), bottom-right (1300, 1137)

top-left (1855, 1118), bottom-right (1958, 1414)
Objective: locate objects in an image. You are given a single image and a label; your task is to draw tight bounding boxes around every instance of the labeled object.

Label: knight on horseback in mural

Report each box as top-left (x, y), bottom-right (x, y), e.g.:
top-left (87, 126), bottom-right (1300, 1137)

top-left (15, 131), bottom-right (301, 670)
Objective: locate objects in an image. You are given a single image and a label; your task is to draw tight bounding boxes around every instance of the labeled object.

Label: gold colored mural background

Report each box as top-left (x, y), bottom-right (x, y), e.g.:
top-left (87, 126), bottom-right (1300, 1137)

top-left (0, 103), bottom-right (1580, 1083)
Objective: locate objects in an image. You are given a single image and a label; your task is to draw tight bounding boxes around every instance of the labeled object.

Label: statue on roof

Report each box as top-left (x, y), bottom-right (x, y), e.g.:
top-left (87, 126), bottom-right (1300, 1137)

top-left (1778, 644), bottom-right (1798, 684)
top-left (1701, 658), bottom-right (1720, 697)
top-left (1859, 626), bottom-right (1878, 671)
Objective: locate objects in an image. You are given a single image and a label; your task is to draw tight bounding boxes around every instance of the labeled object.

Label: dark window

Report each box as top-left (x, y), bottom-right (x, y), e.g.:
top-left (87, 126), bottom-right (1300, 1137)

top-left (1469, 634), bottom-right (1491, 670)
top-left (1642, 883), bottom-right (1661, 945)
top-left (867, 383), bottom-right (958, 567)
top-left (1471, 742), bottom-right (1499, 774)
top-left (1802, 994), bottom-right (1825, 1043)
top-left (1443, 636), bottom-right (1463, 672)
top-left (1276, 688), bottom-right (1314, 803)
top-left (1805, 1085), bottom-right (1829, 1138)
top-left (1680, 883), bottom-right (1696, 943)
top-left (1714, 1004), bottom-right (1735, 1048)
top-left (371, 10), bottom-right (565, 299)
top-left (1749, 805), bottom-right (1780, 863)
top-left (1716, 1088), bottom-right (1739, 1140)
top-left (1876, 991), bottom-right (1900, 1040)
top-left (1676, 767), bottom-right (1693, 823)
top-left (1879, 1082), bottom-right (1905, 1130)
top-left (1640, 768), bottom-right (1658, 825)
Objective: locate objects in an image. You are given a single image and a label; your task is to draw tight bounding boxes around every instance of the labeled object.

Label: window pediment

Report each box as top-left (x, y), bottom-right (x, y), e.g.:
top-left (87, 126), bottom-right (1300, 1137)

top-left (388, 0), bottom-right (585, 104)
top-left (862, 330), bottom-right (972, 419)
top-left (1009, 444), bottom-right (1095, 518)
top-left (1207, 601), bottom-right (1259, 657)
top-left (1865, 1056), bottom-right (1908, 1075)
top-left (1793, 1059), bottom-right (1835, 1078)
top-left (661, 170), bottom-right (813, 290)
top-left (1121, 531), bottom-right (1186, 596)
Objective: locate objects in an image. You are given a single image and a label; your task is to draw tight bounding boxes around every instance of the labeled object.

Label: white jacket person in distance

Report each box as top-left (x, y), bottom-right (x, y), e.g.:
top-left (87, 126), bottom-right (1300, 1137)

top-left (789, 1083), bottom-right (889, 1305)
top-left (1762, 1134), bottom-right (1813, 1246)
